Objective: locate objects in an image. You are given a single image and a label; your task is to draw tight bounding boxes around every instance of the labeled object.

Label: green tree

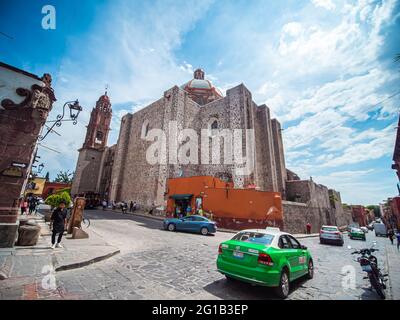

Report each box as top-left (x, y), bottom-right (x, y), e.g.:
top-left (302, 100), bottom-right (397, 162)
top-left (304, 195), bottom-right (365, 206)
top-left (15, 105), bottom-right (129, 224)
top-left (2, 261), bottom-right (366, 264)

top-left (53, 170), bottom-right (74, 183)
top-left (366, 205), bottom-right (381, 218)
top-left (45, 191), bottom-right (71, 208)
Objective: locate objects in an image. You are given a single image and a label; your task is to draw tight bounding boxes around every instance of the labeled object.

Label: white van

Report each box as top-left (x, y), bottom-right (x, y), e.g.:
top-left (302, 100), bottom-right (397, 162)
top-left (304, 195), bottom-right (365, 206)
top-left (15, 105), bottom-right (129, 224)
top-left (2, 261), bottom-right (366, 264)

top-left (374, 223), bottom-right (387, 237)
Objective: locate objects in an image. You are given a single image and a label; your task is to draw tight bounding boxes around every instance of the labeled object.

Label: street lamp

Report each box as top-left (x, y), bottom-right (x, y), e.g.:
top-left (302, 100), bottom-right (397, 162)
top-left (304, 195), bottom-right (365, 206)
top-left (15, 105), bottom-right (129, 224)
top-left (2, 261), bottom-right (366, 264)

top-left (38, 100), bottom-right (82, 141)
top-left (38, 163), bottom-right (44, 174)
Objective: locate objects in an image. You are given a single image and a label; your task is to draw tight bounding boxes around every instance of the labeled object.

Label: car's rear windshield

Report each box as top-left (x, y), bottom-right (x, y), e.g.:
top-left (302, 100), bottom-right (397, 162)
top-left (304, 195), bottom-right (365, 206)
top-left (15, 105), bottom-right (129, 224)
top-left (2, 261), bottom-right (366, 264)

top-left (231, 232), bottom-right (274, 245)
top-left (322, 226), bottom-right (338, 231)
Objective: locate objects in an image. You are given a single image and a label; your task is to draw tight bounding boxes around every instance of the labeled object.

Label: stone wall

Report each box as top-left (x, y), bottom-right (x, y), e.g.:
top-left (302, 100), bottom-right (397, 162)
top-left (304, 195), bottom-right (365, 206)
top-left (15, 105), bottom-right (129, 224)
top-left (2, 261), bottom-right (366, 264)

top-left (282, 201), bottom-right (330, 234)
top-left (284, 178), bottom-right (354, 232)
top-left (71, 148), bottom-right (105, 196)
top-left (0, 63), bottom-right (56, 247)
top-left (329, 189), bottom-right (353, 227)
top-left (271, 119), bottom-right (287, 199)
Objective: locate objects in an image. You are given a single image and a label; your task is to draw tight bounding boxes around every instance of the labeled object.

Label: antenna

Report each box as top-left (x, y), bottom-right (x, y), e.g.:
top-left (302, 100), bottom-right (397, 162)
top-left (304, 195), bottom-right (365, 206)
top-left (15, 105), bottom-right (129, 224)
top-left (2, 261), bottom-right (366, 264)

top-left (105, 83), bottom-right (109, 95)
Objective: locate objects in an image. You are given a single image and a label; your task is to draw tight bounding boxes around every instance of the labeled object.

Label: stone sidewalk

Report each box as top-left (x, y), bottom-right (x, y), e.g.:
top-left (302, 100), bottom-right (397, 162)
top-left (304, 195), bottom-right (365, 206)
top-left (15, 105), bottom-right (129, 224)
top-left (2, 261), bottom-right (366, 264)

top-left (385, 243), bottom-right (400, 300)
top-left (0, 214), bottom-right (120, 280)
top-left (107, 208), bottom-right (320, 239)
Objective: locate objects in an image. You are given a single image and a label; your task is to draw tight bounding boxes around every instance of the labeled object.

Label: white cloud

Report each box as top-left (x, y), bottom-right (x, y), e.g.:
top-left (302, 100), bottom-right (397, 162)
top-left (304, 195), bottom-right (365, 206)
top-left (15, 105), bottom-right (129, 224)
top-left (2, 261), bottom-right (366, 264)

top-left (40, 0), bottom-right (214, 177)
top-left (312, 0), bottom-right (336, 11)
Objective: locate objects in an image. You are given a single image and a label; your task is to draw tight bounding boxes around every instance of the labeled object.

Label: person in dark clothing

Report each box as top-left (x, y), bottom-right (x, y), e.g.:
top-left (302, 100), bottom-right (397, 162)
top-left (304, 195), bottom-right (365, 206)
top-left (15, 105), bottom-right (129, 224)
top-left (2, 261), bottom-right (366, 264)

top-left (50, 201), bottom-right (68, 249)
top-left (396, 231), bottom-right (400, 251)
top-left (121, 201), bottom-right (128, 214)
top-left (29, 197), bottom-right (37, 215)
top-left (388, 229), bottom-right (394, 245)
top-left (129, 201), bottom-right (134, 212)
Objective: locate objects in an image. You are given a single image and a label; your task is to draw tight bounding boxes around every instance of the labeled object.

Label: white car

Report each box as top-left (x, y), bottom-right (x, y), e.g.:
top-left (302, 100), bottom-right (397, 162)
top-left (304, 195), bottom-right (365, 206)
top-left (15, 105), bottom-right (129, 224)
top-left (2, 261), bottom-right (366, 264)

top-left (360, 226), bottom-right (368, 233)
top-left (319, 225), bottom-right (344, 246)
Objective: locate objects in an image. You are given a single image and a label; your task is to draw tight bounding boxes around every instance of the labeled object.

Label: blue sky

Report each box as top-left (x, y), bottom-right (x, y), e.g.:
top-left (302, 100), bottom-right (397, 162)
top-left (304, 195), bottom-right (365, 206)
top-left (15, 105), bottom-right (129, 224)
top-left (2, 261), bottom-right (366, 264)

top-left (1, 0), bottom-right (399, 205)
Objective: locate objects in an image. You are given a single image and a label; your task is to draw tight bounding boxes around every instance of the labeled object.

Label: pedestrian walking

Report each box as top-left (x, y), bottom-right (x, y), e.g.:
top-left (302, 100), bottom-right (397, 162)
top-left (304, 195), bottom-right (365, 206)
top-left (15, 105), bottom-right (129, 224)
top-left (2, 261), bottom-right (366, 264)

top-left (50, 201), bottom-right (68, 249)
top-left (28, 197), bottom-right (37, 215)
top-left (396, 231), bottom-right (400, 251)
top-left (186, 205), bottom-right (192, 216)
top-left (112, 200), bottom-right (116, 210)
top-left (102, 199), bottom-right (107, 211)
top-left (388, 229), bottom-right (394, 245)
top-left (20, 198), bottom-right (28, 215)
top-left (129, 201), bottom-right (134, 212)
top-left (133, 201), bottom-right (137, 212)
top-left (121, 201), bottom-right (127, 214)
top-left (306, 222), bottom-right (311, 234)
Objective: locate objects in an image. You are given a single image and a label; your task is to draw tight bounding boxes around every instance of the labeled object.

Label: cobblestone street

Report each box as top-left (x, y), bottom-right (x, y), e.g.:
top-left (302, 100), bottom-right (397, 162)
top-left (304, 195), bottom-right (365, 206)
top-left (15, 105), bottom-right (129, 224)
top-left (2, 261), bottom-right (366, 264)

top-left (0, 210), bottom-right (397, 300)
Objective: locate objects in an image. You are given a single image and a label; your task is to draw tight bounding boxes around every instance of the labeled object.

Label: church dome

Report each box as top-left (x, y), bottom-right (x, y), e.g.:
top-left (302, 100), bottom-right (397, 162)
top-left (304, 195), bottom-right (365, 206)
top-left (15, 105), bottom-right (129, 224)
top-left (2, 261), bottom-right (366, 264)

top-left (181, 69), bottom-right (223, 105)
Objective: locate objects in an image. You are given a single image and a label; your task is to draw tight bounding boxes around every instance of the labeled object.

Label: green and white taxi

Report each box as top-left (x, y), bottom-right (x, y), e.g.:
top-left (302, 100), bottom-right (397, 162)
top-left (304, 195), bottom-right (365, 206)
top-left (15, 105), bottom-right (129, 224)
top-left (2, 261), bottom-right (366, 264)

top-left (216, 227), bottom-right (314, 299)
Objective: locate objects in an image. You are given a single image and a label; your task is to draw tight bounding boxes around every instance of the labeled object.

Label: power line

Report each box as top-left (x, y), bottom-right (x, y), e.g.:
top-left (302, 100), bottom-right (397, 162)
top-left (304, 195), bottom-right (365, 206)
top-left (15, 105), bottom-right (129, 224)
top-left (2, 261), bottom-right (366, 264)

top-left (0, 31), bottom-right (13, 40)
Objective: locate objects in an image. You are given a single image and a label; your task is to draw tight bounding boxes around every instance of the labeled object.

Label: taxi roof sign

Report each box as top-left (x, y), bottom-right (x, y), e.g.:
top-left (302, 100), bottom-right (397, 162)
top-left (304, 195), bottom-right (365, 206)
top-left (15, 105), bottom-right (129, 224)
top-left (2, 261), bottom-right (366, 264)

top-left (265, 227), bottom-right (280, 232)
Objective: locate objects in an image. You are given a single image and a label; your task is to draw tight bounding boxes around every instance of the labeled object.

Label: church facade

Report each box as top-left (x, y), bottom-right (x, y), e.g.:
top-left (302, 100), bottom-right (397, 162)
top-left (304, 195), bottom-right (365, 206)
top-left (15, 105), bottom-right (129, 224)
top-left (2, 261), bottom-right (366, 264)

top-left (71, 69), bottom-right (352, 232)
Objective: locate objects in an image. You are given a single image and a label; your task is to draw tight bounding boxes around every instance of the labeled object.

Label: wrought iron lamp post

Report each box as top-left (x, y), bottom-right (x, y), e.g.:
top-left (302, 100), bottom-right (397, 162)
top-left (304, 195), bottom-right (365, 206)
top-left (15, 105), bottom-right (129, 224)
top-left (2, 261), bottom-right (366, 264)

top-left (38, 100), bottom-right (82, 141)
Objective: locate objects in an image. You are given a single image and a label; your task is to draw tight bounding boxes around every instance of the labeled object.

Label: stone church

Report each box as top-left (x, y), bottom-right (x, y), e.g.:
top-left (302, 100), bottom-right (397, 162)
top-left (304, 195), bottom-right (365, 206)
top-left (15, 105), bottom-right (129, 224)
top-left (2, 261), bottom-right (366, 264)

top-left (71, 69), bottom-right (353, 231)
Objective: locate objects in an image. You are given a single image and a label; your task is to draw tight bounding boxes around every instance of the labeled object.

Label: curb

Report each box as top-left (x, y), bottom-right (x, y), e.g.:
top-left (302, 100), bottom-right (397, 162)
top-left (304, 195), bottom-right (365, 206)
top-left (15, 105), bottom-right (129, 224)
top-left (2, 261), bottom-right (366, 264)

top-left (385, 246), bottom-right (394, 300)
top-left (110, 210), bottom-right (321, 238)
top-left (54, 249), bottom-right (120, 272)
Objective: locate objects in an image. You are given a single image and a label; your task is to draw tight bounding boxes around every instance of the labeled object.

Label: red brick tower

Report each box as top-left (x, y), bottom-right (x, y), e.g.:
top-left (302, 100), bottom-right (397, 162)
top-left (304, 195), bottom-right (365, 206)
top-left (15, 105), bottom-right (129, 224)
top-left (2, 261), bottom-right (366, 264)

top-left (82, 92), bottom-right (112, 149)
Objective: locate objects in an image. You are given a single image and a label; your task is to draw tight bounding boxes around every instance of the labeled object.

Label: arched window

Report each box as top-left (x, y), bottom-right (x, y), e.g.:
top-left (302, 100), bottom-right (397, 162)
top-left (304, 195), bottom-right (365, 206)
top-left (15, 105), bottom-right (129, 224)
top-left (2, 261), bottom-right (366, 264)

top-left (207, 117), bottom-right (219, 137)
top-left (141, 120), bottom-right (150, 139)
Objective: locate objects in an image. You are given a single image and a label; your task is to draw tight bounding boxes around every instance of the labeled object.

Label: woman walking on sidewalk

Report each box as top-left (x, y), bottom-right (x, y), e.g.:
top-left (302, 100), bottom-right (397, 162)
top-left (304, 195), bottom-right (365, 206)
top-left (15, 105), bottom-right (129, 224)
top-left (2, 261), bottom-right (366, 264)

top-left (396, 231), bottom-right (400, 251)
top-left (50, 200), bottom-right (68, 249)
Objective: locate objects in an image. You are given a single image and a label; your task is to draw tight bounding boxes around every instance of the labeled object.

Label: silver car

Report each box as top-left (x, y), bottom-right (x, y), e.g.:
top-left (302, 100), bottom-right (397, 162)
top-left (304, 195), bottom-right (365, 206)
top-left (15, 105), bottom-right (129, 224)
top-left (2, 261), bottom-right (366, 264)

top-left (319, 225), bottom-right (344, 246)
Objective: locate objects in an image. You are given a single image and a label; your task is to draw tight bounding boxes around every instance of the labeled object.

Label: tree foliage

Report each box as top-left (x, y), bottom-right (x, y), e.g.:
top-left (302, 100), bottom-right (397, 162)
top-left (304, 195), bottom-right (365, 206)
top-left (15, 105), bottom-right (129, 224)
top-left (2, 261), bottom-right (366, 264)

top-left (366, 205), bottom-right (381, 218)
top-left (53, 170), bottom-right (74, 183)
top-left (45, 191), bottom-right (71, 208)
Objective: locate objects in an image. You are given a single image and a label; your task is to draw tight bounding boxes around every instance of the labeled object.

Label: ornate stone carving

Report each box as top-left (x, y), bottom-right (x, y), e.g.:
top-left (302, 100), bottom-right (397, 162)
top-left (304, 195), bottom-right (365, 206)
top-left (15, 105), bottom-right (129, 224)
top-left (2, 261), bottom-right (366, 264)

top-left (0, 81), bottom-right (56, 118)
top-left (1, 87), bottom-right (32, 109)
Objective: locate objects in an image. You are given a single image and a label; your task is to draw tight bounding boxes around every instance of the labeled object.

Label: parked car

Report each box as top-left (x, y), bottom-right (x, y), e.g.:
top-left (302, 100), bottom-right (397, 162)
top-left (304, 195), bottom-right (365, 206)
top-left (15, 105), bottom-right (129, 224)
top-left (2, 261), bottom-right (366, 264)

top-left (216, 227), bottom-right (313, 299)
top-left (319, 225), bottom-right (344, 246)
top-left (347, 223), bottom-right (359, 233)
top-left (163, 215), bottom-right (217, 235)
top-left (360, 226), bottom-right (368, 233)
top-left (349, 227), bottom-right (366, 241)
top-left (367, 222), bottom-right (375, 231)
top-left (374, 223), bottom-right (387, 237)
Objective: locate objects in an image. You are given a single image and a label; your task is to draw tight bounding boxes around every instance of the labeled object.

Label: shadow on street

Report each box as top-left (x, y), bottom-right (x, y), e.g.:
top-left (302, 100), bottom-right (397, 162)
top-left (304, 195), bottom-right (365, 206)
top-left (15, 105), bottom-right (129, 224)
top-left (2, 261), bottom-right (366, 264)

top-left (203, 274), bottom-right (308, 300)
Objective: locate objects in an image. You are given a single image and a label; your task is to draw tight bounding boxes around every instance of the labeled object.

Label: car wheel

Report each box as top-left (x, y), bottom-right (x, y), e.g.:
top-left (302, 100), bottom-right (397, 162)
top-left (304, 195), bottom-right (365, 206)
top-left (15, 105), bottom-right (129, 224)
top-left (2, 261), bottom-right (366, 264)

top-left (275, 269), bottom-right (290, 299)
top-left (306, 259), bottom-right (314, 279)
top-left (225, 275), bottom-right (236, 282)
top-left (168, 223), bottom-right (176, 232)
top-left (200, 227), bottom-right (208, 236)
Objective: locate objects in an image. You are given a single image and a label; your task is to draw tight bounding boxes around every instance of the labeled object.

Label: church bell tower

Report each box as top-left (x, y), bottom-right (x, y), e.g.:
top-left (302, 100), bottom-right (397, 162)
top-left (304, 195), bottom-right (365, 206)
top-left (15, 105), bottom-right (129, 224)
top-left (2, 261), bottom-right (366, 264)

top-left (82, 92), bottom-right (112, 150)
top-left (71, 91), bottom-right (113, 197)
